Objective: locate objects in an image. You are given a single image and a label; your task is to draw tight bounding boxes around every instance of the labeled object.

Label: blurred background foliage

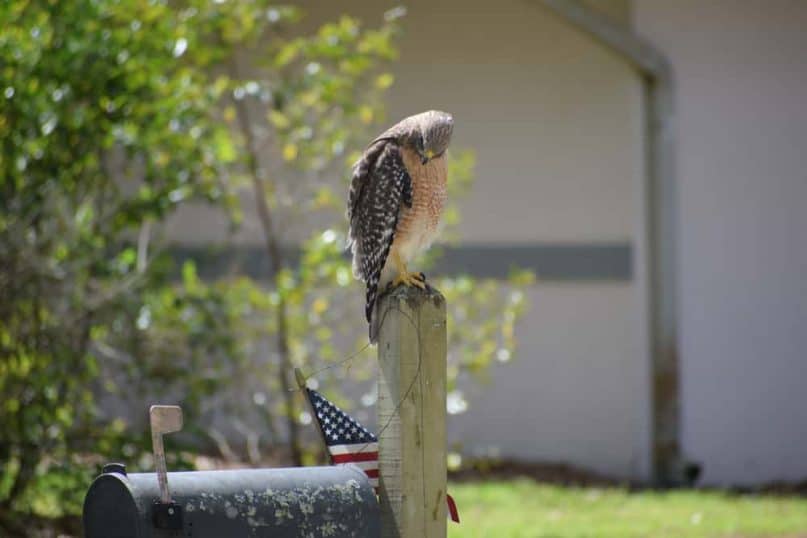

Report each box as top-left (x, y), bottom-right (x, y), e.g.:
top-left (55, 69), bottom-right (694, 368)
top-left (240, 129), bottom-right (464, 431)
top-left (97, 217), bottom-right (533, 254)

top-left (0, 0), bottom-right (530, 532)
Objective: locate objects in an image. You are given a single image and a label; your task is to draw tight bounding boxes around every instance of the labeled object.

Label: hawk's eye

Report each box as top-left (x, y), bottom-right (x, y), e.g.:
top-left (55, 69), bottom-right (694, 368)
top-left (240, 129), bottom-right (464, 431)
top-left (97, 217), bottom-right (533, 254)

top-left (415, 133), bottom-right (425, 151)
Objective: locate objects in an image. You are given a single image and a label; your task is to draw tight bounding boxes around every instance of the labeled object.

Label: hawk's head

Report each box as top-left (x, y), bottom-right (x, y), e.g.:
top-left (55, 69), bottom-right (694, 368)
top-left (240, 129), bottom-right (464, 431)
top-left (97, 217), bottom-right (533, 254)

top-left (408, 110), bottom-right (454, 164)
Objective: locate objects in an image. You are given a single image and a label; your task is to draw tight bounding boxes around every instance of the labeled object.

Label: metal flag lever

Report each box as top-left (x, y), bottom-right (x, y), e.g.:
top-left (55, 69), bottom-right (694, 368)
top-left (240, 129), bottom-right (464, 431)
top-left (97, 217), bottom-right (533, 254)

top-left (149, 405), bottom-right (184, 530)
top-left (150, 404), bottom-right (183, 503)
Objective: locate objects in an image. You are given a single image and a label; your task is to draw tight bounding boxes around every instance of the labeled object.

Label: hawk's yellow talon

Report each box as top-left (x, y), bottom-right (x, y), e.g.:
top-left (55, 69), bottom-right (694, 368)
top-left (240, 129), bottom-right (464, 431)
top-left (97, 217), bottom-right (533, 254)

top-left (390, 249), bottom-right (426, 289)
top-left (393, 271), bottom-right (427, 289)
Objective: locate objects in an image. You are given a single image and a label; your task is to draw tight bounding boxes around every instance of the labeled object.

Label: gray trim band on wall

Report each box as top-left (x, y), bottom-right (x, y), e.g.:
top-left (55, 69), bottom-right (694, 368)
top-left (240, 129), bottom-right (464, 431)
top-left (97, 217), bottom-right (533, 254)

top-left (170, 243), bottom-right (632, 282)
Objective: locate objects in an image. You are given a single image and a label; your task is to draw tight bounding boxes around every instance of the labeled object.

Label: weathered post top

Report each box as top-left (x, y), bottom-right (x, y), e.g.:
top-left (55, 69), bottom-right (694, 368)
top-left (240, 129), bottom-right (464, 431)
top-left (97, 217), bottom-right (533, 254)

top-left (376, 285), bottom-right (447, 538)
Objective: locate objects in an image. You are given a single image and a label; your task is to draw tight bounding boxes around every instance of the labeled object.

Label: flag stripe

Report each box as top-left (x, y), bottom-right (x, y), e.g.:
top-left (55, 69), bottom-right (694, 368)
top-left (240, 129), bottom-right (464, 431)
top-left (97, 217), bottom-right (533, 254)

top-left (328, 443), bottom-right (378, 455)
top-left (339, 461), bottom-right (378, 472)
top-left (332, 451), bottom-right (379, 464)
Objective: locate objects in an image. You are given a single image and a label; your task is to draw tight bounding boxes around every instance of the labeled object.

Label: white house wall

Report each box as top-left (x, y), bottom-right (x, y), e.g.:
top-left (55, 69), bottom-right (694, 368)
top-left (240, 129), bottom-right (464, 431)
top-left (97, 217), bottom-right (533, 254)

top-left (635, 0), bottom-right (807, 485)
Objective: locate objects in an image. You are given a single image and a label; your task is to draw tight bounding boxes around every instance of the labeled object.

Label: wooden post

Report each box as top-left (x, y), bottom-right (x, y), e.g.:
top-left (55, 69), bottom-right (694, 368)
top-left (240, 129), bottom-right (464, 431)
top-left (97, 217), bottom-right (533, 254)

top-left (377, 285), bottom-right (447, 538)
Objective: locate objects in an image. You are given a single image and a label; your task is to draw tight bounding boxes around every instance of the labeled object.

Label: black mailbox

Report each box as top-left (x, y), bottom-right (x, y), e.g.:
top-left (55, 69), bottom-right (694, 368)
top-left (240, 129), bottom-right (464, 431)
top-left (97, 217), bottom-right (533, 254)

top-left (83, 405), bottom-right (380, 537)
top-left (83, 463), bottom-right (380, 538)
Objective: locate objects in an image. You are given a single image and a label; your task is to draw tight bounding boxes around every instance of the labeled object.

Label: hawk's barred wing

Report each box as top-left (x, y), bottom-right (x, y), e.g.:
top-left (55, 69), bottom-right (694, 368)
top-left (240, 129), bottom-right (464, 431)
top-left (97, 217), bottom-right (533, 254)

top-left (347, 138), bottom-right (411, 226)
top-left (347, 140), bottom-right (412, 336)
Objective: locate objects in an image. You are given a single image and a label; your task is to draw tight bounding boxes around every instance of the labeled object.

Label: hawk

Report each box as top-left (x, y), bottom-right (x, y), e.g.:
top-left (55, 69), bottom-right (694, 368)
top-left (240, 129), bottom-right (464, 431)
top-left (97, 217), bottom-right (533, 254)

top-left (347, 110), bottom-right (454, 342)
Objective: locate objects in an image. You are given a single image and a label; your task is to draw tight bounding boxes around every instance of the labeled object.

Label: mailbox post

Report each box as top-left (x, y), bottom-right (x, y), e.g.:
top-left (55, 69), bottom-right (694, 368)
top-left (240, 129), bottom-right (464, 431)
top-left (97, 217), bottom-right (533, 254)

top-left (376, 285), bottom-right (448, 538)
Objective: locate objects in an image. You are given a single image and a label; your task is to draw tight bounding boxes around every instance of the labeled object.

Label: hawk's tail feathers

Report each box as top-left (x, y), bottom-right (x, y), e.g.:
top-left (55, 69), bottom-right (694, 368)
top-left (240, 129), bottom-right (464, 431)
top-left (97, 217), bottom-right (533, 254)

top-left (365, 275), bottom-right (380, 344)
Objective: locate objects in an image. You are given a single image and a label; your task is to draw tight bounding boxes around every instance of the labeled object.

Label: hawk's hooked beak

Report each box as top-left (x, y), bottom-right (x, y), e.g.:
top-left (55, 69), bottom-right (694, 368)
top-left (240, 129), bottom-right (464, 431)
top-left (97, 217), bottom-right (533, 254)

top-left (421, 149), bottom-right (435, 164)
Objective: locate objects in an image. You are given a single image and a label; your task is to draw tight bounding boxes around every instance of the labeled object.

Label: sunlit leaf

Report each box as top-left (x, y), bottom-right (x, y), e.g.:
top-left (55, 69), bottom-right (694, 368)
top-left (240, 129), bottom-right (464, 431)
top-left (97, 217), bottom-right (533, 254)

top-left (375, 73), bottom-right (394, 89)
top-left (282, 142), bottom-right (298, 161)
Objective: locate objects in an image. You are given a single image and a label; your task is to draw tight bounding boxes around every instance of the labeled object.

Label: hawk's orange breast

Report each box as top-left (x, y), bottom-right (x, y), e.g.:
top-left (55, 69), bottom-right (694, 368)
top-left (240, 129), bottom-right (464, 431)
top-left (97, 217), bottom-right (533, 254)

top-left (392, 147), bottom-right (448, 262)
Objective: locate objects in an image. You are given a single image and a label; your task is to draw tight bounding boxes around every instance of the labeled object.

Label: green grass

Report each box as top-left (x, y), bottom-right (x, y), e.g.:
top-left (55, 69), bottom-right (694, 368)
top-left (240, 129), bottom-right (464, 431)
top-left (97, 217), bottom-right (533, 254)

top-left (13, 471), bottom-right (807, 537)
top-left (447, 479), bottom-right (807, 538)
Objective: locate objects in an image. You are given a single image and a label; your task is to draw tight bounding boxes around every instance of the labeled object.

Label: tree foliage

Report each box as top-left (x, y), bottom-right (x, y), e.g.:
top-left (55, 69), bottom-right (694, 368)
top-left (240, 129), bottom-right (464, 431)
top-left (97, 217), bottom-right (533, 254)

top-left (0, 1), bottom-right (238, 526)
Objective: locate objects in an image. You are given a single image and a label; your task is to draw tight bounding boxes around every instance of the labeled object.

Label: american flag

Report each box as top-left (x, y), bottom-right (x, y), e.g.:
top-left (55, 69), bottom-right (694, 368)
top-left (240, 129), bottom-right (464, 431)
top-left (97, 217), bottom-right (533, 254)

top-left (303, 387), bottom-right (379, 488)
top-left (302, 385), bottom-right (459, 523)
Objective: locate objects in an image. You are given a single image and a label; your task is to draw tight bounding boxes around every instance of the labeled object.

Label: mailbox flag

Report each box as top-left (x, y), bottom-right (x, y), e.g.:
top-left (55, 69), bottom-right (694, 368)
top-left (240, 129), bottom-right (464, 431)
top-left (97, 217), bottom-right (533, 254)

top-left (303, 386), bottom-right (460, 523)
